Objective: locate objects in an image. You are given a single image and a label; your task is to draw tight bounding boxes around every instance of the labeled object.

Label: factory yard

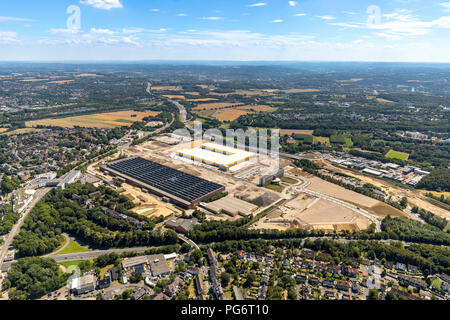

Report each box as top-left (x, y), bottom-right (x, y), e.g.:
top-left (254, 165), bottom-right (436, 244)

top-left (94, 139), bottom-right (284, 220)
top-left (307, 176), bottom-right (379, 207)
top-left (322, 161), bottom-right (448, 220)
top-left (122, 183), bottom-right (181, 218)
top-left (253, 193), bottom-right (371, 232)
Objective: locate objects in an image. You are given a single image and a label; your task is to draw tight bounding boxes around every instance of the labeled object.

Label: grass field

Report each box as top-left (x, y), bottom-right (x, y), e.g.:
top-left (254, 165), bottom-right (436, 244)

top-left (26, 110), bottom-right (160, 129)
top-left (386, 150), bottom-right (409, 161)
top-left (59, 260), bottom-right (91, 270)
top-left (314, 136), bottom-right (331, 146)
top-left (281, 177), bottom-right (298, 184)
top-left (431, 278), bottom-right (442, 290)
top-left (345, 138), bottom-right (354, 147)
top-left (56, 239), bottom-right (91, 255)
top-left (265, 183), bottom-right (285, 193)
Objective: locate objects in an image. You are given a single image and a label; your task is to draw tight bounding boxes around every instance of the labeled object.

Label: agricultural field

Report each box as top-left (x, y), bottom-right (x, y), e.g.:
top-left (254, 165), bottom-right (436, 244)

top-left (1, 128), bottom-right (42, 136)
top-left (193, 102), bottom-right (244, 111)
top-left (151, 86), bottom-right (182, 91)
top-left (282, 88), bottom-right (320, 93)
top-left (386, 149), bottom-right (410, 160)
top-left (376, 98), bottom-right (395, 103)
top-left (26, 110), bottom-right (160, 129)
top-left (186, 98), bottom-right (218, 102)
top-left (213, 109), bottom-right (251, 121)
top-left (237, 105), bottom-right (275, 112)
top-left (162, 95), bottom-right (185, 99)
top-left (279, 129), bottom-right (314, 136)
top-left (48, 80), bottom-right (75, 84)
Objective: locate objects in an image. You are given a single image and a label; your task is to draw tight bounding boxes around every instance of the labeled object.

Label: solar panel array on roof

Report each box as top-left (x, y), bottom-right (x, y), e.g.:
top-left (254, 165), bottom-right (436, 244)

top-left (106, 157), bottom-right (224, 204)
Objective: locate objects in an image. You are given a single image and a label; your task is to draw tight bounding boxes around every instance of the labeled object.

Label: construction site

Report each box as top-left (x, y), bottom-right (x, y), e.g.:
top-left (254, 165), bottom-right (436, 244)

top-left (86, 137), bottom-right (385, 231)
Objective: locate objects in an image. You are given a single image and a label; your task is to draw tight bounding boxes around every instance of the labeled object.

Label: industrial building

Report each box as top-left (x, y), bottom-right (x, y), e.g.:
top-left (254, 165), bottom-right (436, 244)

top-left (165, 218), bottom-right (199, 233)
top-left (200, 196), bottom-right (258, 217)
top-left (57, 170), bottom-right (81, 189)
top-left (176, 142), bottom-right (256, 171)
top-left (102, 157), bottom-right (225, 209)
top-left (259, 168), bottom-right (285, 186)
top-left (69, 274), bottom-right (97, 295)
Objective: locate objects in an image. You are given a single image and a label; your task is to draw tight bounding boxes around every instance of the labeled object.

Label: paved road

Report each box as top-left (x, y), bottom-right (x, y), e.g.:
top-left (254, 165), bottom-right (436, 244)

top-left (0, 188), bottom-right (51, 270)
top-left (178, 234), bottom-right (200, 250)
top-left (1, 246), bottom-right (157, 271)
top-left (287, 172), bottom-right (382, 232)
top-left (43, 233), bottom-right (70, 257)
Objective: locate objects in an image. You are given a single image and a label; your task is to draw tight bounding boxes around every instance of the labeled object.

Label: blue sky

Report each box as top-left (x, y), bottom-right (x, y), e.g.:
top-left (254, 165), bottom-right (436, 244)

top-left (0, 0), bottom-right (449, 61)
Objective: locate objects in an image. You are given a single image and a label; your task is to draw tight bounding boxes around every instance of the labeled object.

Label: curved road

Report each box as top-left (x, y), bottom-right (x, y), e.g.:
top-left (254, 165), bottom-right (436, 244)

top-left (286, 172), bottom-right (382, 232)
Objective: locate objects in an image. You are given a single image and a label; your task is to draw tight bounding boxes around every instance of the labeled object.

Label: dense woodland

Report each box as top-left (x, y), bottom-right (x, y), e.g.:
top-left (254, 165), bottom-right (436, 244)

top-left (13, 184), bottom-right (178, 257)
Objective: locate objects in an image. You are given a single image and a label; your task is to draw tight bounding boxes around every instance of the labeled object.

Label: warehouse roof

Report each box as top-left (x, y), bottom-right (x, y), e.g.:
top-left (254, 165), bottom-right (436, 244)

top-left (105, 157), bottom-right (224, 205)
top-left (177, 142), bottom-right (256, 169)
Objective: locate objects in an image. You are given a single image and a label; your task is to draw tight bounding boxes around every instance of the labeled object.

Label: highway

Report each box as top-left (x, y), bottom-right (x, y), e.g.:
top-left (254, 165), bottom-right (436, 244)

top-left (1, 246), bottom-right (156, 272)
top-left (0, 187), bottom-right (51, 271)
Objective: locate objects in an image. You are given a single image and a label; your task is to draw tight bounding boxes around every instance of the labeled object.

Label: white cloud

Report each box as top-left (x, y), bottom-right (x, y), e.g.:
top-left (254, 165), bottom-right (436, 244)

top-left (151, 9), bottom-right (160, 12)
top-left (328, 22), bottom-right (362, 28)
top-left (0, 31), bottom-right (19, 43)
top-left (200, 17), bottom-right (224, 20)
top-left (294, 13), bottom-right (306, 17)
top-left (80, 0), bottom-right (123, 10)
top-left (90, 28), bottom-right (116, 35)
top-left (0, 16), bottom-right (34, 22)
top-left (248, 3), bottom-right (267, 7)
top-left (317, 15), bottom-right (336, 20)
top-left (288, 1), bottom-right (297, 6)
top-left (369, 11), bottom-right (450, 38)
top-left (271, 19), bottom-right (284, 23)
top-left (440, 2), bottom-right (450, 12)
top-left (50, 28), bottom-right (80, 35)
top-left (177, 13), bottom-right (188, 17)
top-left (327, 9), bottom-right (450, 40)
top-left (122, 28), bottom-right (145, 34)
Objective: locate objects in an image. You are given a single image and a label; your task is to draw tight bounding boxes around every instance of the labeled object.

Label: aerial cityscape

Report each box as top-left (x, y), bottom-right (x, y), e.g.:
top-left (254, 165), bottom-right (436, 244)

top-left (0, 0), bottom-right (449, 309)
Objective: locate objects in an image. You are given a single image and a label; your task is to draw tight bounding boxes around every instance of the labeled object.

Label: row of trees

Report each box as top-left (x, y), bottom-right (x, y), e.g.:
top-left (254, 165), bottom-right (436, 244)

top-left (411, 206), bottom-right (448, 230)
top-left (381, 216), bottom-right (450, 246)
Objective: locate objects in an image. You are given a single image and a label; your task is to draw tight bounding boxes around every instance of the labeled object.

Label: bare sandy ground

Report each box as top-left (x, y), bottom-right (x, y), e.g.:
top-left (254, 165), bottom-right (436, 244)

top-left (307, 176), bottom-right (380, 207)
top-left (253, 194), bottom-right (371, 232)
top-left (324, 162), bottom-right (450, 220)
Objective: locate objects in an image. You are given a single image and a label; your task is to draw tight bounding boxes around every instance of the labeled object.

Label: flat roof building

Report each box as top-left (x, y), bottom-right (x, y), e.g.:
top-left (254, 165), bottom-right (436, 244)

top-left (69, 274), bottom-right (97, 295)
top-left (176, 142), bottom-right (256, 171)
top-left (103, 157), bottom-right (225, 208)
top-left (200, 196), bottom-right (258, 217)
top-left (148, 254), bottom-right (171, 278)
